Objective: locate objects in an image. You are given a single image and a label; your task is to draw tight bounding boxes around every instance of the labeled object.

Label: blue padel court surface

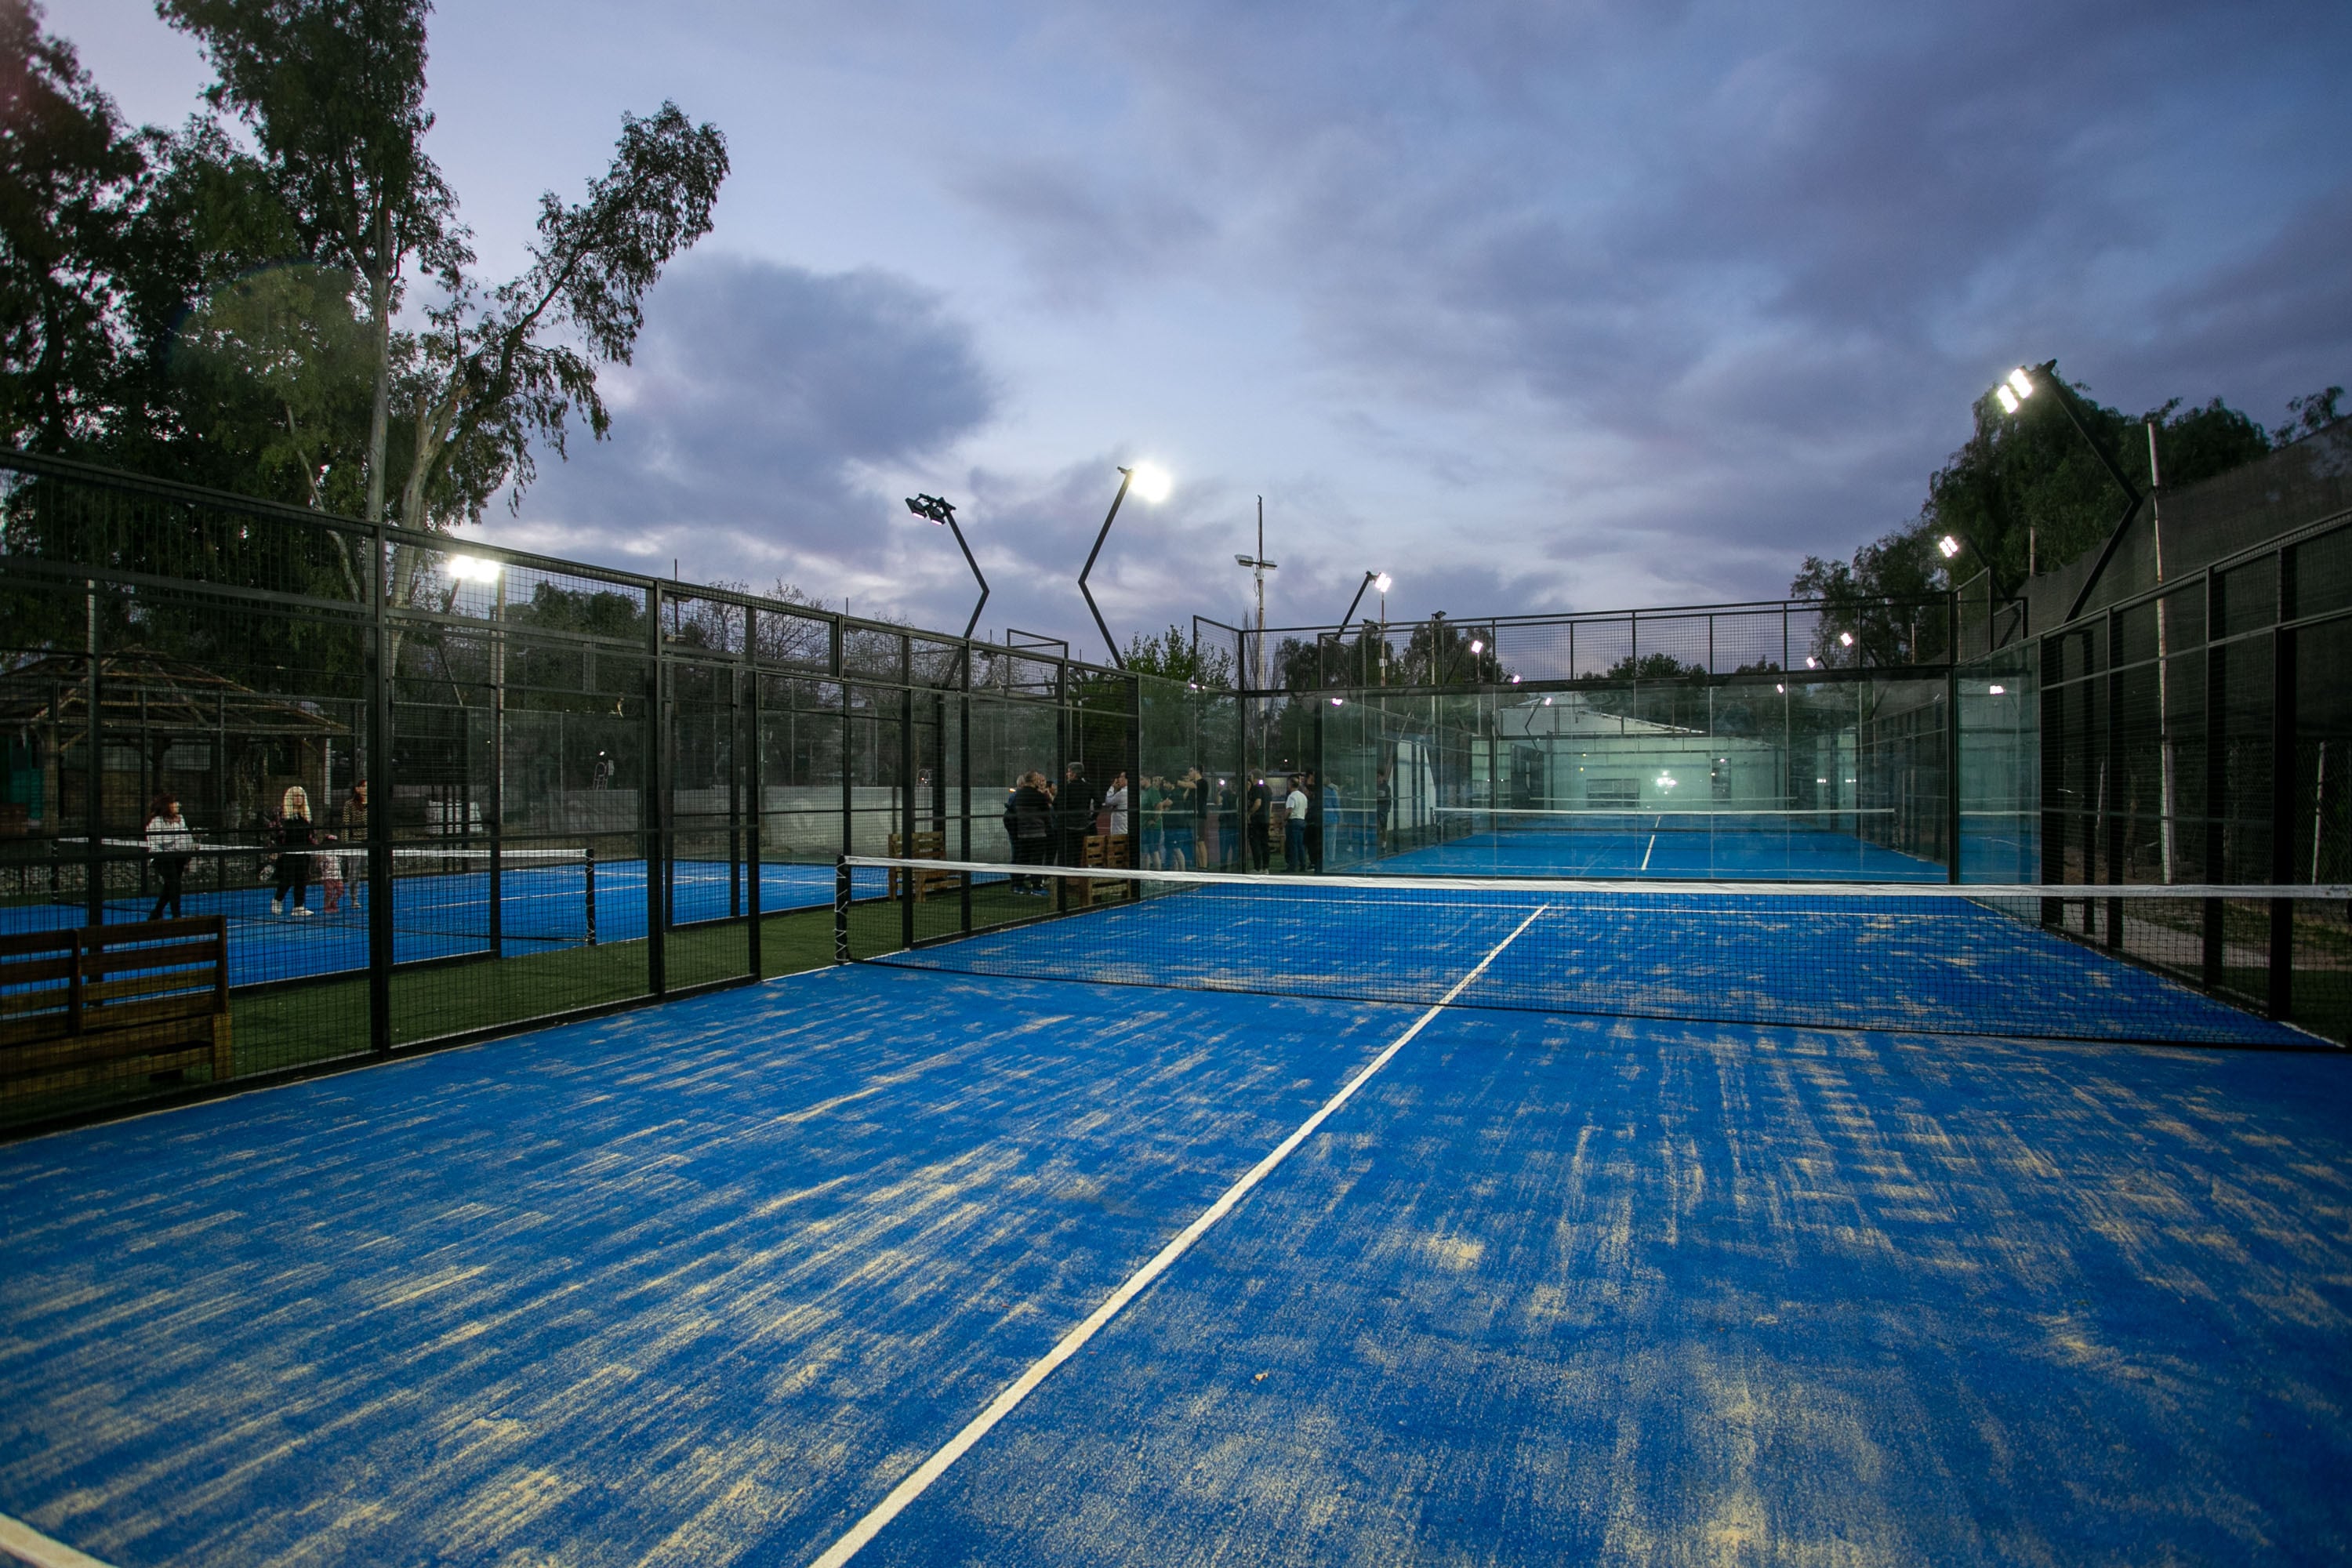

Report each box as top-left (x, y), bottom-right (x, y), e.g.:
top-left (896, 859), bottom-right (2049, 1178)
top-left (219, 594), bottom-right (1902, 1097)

top-left (0, 859), bottom-right (882, 988)
top-left (5, 946), bottom-right (2350, 1565)
top-left (1369, 824), bottom-right (1951, 880)
top-left (876, 880), bottom-right (2315, 1047)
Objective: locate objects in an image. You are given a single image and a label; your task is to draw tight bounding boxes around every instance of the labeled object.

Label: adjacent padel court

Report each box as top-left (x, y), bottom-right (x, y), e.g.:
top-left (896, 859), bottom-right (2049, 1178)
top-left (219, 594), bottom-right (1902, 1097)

top-left (12, 847), bottom-right (882, 987)
top-left (5, 863), bottom-right (2349, 1566)
top-left (1375, 808), bottom-right (1951, 880)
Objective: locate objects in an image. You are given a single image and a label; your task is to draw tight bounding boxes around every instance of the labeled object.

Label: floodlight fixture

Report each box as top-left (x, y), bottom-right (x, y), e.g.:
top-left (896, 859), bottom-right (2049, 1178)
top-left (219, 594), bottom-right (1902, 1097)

top-left (1937, 535), bottom-right (1962, 559)
top-left (1080, 463), bottom-right (1172, 669)
top-left (904, 492), bottom-right (989, 644)
top-left (1992, 361), bottom-right (2151, 619)
top-left (1988, 684), bottom-right (2007, 695)
top-left (1130, 463), bottom-right (1173, 504)
top-left (1338, 568), bottom-right (1391, 629)
top-left (1838, 630), bottom-right (1854, 647)
top-left (1469, 637), bottom-right (1485, 655)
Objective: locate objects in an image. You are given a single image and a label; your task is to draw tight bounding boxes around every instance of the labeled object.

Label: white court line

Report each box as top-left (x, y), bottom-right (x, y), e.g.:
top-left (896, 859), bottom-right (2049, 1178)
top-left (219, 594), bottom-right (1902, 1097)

top-left (0, 1512), bottom-right (116, 1568)
top-left (804, 902), bottom-right (1553, 1568)
top-left (1640, 833), bottom-right (1657, 872)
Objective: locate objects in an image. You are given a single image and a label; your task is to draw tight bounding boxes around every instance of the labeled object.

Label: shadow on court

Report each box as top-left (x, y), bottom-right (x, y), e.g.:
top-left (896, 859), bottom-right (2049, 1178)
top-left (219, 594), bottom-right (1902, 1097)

top-left (2, 966), bottom-right (2348, 1566)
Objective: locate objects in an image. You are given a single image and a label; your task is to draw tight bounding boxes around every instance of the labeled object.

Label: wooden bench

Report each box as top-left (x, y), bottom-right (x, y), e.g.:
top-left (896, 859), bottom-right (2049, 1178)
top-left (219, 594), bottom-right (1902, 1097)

top-left (1, 917), bottom-right (233, 1100)
top-left (887, 830), bottom-right (964, 901)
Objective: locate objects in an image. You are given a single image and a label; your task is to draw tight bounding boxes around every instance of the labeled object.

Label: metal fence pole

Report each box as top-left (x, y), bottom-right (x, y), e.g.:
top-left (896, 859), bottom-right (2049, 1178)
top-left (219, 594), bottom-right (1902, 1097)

top-left (646, 582), bottom-right (666, 996)
top-left (368, 525), bottom-right (394, 1055)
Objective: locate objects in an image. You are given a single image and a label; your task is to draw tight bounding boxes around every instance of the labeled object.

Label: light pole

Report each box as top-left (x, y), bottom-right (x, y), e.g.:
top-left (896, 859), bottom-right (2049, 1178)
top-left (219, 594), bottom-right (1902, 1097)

top-left (1992, 362), bottom-right (2145, 623)
top-left (1080, 462), bottom-right (1171, 669)
top-left (903, 493), bottom-right (989, 644)
top-left (1233, 495), bottom-right (1277, 691)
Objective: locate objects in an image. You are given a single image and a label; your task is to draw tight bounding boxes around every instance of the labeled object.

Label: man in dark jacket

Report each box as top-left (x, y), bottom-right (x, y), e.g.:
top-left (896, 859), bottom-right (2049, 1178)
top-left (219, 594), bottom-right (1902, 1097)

top-left (1059, 763), bottom-right (1102, 866)
top-left (1006, 772), bottom-right (1054, 892)
top-left (1245, 775), bottom-right (1272, 871)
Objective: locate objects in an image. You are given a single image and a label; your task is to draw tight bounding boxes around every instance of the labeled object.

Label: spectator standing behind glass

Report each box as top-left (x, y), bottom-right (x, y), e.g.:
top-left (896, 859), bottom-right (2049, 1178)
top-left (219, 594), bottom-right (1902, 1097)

top-left (1141, 775), bottom-right (1166, 869)
top-left (1059, 762), bottom-right (1102, 867)
top-left (1283, 776), bottom-right (1309, 872)
top-left (332, 779), bottom-right (370, 914)
top-left (1007, 771), bottom-right (1054, 892)
top-left (1103, 772), bottom-right (1129, 838)
top-left (1375, 764), bottom-right (1393, 851)
top-left (1217, 777), bottom-right (1240, 868)
top-left (1315, 772), bottom-right (1338, 871)
top-left (1182, 767), bottom-right (1208, 870)
top-left (143, 793), bottom-right (194, 920)
top-left (1247, 774), bottom-right (1272, 871)
top-left (1161, 770), bottom-right (1192, 871)
top-left (272, 786), bottom-right (317, 916)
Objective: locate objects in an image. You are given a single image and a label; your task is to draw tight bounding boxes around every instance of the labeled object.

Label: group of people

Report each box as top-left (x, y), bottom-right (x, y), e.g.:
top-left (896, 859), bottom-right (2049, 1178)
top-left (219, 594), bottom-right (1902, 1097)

top-left (1000, 763), bottom-right (1119, 893)
top-left (996, 763), bottom-right (1344, 883)
top-left (139, 780), bottom-right (369, 920)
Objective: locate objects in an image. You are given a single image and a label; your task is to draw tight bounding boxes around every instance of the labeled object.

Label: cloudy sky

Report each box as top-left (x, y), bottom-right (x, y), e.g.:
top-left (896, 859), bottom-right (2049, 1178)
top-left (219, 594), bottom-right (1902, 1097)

top-left (64, 0), bottom-right (2352, 659)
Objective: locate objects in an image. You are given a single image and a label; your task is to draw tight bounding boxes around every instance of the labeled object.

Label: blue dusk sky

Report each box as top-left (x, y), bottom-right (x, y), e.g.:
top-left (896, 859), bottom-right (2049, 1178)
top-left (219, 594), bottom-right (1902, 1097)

top-left (56, 0), bottom-right (2352, 659)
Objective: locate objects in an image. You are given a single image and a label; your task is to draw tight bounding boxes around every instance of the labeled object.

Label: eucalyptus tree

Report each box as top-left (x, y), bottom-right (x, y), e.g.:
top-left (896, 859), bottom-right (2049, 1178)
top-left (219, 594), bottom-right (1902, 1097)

top-left (0, 0), bottom-right (145, 451)
top-left (158, 0), bottom-right (457, 524)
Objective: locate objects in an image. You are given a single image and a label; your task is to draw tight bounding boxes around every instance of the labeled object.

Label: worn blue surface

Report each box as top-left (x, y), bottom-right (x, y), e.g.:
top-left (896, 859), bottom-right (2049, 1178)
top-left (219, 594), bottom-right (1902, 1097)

top-left (875, 880), bottom-right (2314, 1046)
top-left (0, 858), bottom-right (877, 988)
top-left (3, 964), bottom-right (2349, 1565)
top-left (1370, 824), bottom-right (1951, 880)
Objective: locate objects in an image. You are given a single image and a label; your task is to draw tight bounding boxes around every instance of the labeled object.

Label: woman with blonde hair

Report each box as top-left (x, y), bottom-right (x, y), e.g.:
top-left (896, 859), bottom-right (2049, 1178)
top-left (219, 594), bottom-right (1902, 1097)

top-left (272, 785), bottom-right (318, 916)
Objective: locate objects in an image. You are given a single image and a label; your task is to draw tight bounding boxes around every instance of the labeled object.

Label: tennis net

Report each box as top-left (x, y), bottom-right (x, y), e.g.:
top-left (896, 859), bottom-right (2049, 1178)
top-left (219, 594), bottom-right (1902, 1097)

top-left (1432, 806), bottom-right (1898, 837)
top-left (837, 855), bottom-right (2351, 1047)
top-left (46, 838), bottom-right (599, 943)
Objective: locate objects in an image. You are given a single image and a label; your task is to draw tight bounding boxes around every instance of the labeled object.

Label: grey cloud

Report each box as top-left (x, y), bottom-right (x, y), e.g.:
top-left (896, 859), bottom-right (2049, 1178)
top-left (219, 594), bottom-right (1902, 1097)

top-left (504, 250), bottom-right (995, 594)
top-left (954, 157), bottom-right (1215, 307)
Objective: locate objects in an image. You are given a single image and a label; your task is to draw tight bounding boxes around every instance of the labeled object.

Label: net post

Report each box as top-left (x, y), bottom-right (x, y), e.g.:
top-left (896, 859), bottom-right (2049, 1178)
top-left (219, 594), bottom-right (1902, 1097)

top-left (833, 855), bottom-right (851, 963)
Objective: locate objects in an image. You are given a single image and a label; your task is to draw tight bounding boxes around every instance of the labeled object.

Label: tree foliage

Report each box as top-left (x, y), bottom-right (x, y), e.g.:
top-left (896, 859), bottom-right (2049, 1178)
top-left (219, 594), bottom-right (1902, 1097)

top-left (1794, 367), bottom-right (2320, 624)
top-left (0, 0), bottom-right (145, 450)
top-left (0, 0), bottom-right (727, 565)
top-left (1123, 623), bottom-right (1235, 688)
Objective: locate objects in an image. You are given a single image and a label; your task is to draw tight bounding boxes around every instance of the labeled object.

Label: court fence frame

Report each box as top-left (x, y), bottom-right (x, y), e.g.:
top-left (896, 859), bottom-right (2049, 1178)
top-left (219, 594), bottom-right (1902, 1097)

top-left (1, 449), bottom-right (1145, 1131)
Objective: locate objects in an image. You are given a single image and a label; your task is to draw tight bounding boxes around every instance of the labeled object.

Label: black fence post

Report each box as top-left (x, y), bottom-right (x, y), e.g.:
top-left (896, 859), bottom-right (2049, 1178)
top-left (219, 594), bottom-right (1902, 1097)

top-left (745, 610), bottom-right (763, 978)
top-left (900, 654), bottom-right (916, 953)
top-left (2270, 615), bottom-right (2296, 1017)
top-left (368, 525), bottom-right (394, 1055)
top-left (646, 581), bottom-right (666, 997)
top-left (2202, 570), bottom-right (2225, 988)
top-left (1947, 661), bottom-right (1963, 884)
top-left (82, 581), bottom-right (102, 928)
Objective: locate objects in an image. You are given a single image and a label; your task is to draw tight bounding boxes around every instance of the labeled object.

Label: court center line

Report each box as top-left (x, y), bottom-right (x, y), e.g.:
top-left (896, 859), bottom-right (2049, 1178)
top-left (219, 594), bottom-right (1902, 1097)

top-left (0, 1512), bottom-right (118, 1568)
top-left (804, 902), bottom-right (1554, 1568)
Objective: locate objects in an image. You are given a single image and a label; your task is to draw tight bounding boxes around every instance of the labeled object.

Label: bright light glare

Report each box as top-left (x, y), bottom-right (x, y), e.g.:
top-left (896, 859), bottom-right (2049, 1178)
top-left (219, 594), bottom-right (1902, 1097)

top-left (1988, 684), bottom-right (2006, 695)
top-left (2006, 367), bottom-right (2035, 401)
top-left (1776, 684), bottom-right (1785, 693)
top-left (448, 554), bottom-right (502, 583)
top-left (1937, 535), bottom-right (1962, 559)
top-left (1373, 572), bottom-right (1392, 594)
top-left (1996, 386), bottom-right (2020, 415)
top-left (1330, 697), bottom-right (1344, 706)
top-left (1805, 657), bottom-right (1820, 670)
top-left (1838, 631), bottom-right (1854, 647)
top-left (1510, 673), bottom-right (1521, 684)
top-left (1129, 463), bottom-right (1172, 503)
top-left (1468, 638), bottom-right (1485, 655)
